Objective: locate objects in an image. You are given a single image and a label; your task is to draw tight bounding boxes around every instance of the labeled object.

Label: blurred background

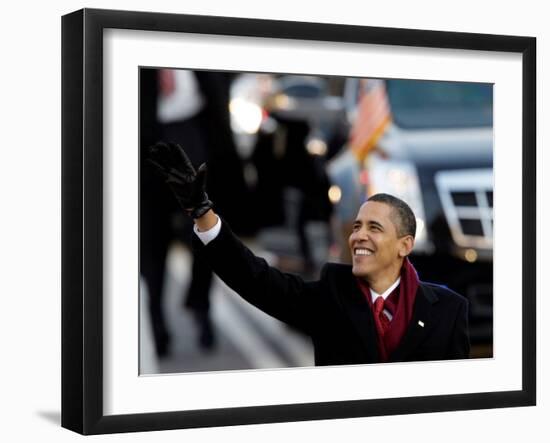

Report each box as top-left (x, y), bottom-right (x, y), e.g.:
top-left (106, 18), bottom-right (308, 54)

top-left (139, 68), bottom-right (493, 375)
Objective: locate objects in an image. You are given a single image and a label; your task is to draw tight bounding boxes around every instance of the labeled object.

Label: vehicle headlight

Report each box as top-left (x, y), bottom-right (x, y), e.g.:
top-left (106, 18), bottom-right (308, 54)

top-left (306, 137), bottom-right (328, 156)
top-left (229, 98), bottom-right (263, 134)
top-left (366, 154), bottom-right (431, 252)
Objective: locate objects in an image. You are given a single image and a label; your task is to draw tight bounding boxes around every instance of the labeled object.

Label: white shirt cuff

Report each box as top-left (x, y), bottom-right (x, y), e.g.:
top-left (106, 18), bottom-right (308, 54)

top-left (193, 215), bottom-right (222, 245)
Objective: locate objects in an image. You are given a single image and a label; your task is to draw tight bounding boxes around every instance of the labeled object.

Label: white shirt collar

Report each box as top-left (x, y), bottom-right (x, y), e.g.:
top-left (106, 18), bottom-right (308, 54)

top-left (370, 277), bottom-right (401, 303)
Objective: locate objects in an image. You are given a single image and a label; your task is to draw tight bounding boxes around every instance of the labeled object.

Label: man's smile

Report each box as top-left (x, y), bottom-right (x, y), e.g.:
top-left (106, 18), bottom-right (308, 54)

top-left (353, 247), bottom-right (374, 257)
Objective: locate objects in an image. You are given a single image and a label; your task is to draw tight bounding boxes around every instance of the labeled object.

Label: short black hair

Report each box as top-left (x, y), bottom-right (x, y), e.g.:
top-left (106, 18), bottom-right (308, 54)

top-left (368, 193), bottom-right (416, 238)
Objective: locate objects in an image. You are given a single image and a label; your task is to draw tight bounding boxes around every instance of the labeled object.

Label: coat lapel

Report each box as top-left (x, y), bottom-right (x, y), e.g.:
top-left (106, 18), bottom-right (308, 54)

top-left (338, 276), bottom-right (379, 362)
top-left (389, 283), bottom-right (438, 362)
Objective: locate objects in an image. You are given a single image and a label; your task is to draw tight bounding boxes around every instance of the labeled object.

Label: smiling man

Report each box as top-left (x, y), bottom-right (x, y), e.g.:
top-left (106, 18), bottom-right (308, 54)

top-left (148, 142), bottom-right (470, 365)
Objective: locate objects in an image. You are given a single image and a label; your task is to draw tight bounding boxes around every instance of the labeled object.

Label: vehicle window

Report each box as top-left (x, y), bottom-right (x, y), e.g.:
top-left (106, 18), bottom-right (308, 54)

top-left (386, 80), bottom-right (493, 129)
top-left (283, 84), bottom-right (324, 98)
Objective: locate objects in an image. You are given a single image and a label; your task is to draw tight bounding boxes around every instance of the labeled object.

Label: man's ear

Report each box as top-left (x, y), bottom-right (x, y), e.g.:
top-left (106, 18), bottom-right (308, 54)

top-left (398, 235), bottom-right (415, 258)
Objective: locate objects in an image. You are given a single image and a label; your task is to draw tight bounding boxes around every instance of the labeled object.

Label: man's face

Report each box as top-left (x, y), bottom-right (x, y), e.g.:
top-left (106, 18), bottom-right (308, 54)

top-left (348, 201), bottom-right (412, 282)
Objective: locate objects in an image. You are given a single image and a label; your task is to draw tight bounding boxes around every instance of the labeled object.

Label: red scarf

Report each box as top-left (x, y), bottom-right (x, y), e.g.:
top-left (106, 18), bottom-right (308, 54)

top-left (357, 257), bottom-right (419, 362)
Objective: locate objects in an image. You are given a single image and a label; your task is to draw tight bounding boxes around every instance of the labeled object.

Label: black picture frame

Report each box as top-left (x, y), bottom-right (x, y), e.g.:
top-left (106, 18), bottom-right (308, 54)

top-left (61, 8), bottom-right (536, 435)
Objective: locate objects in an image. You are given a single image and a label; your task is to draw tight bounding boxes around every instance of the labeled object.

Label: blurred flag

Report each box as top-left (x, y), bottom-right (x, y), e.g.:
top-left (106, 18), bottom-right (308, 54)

top-left (349, 79), bottom-right (392, 162)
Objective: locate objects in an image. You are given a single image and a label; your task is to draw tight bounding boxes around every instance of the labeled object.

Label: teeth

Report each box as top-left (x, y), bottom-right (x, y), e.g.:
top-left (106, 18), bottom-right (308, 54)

top-left (355, 248), bottom-right (373, 256)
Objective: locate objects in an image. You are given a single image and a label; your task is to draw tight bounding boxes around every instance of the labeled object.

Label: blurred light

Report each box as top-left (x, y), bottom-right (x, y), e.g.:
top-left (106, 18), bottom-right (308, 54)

top-left (465, 248), bottom-right (478, 263)
top-left (229, 98), bottom-right (263, 134)
top-left (274, 94), bottom-right (295, 110)
top-left (306, 138), bottom-right (328, 156)
top-left (415, 218), bottom-right (425, 239)
top-left (328, 185), bottom-right (342, 204)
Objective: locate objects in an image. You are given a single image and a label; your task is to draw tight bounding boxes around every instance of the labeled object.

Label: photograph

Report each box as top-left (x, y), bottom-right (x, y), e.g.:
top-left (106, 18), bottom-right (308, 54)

top-left (138, 68), bottom-right (494, 375)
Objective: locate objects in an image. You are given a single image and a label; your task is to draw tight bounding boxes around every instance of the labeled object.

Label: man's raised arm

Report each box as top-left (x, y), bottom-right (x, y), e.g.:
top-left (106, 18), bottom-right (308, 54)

top-left (147, 141), bottom-right (318, 333)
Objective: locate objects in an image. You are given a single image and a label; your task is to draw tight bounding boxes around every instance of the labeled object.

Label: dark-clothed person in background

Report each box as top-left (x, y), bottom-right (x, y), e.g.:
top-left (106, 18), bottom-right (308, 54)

top-left (147, 142), bottom-right (470, 365)
top-left (140, 69), bottom-right (251, 356)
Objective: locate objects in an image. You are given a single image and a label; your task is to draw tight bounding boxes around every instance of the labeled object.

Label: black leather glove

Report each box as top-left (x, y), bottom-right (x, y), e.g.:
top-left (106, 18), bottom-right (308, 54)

top-left (147, 142), bottom-right (213, 219)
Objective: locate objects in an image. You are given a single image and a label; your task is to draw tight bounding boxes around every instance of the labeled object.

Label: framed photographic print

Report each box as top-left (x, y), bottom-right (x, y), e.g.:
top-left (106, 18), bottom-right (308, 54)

top-left (62, 8), bottom-right (536, 435)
